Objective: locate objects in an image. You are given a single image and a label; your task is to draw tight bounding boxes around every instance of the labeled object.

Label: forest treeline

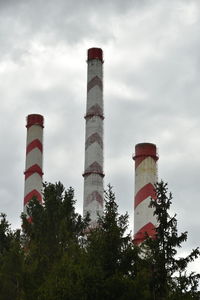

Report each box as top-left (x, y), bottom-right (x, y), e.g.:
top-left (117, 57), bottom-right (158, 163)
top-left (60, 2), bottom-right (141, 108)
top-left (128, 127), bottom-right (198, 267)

top-left (0, 181), bottom-right (199, 300)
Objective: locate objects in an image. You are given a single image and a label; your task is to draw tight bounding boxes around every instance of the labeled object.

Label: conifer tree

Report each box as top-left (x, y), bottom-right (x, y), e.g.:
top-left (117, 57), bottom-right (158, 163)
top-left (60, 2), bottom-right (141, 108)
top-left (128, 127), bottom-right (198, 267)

top-left (1, 180), bottom-right (199, 299)
top-left (22, 181), bottom-right (89, 300)
top-left (38, 185), bottom-right (146, 300)
top-left (143, 181), bottom-right (200, 300)
top-left (0, 214), bottom-right (23, 300)
top-left (85, 185), bottom-right (149, 300)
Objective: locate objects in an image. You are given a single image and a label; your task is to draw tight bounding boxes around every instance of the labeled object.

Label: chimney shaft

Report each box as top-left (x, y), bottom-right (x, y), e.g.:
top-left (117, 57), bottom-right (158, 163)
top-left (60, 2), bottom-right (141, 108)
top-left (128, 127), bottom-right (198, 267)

top-left (83, 48), bottom-right (104, 226)
top-left (133, 143), bottom-right (158, 244)
top-left (24, 114), bottom-right (44, 217)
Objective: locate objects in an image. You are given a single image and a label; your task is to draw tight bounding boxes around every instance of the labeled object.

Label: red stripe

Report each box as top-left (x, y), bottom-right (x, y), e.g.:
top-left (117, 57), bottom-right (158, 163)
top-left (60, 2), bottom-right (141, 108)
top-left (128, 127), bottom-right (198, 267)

top-left (85, 133), bottom-right (103, 150)
top-left (87, 76), bottom-right (102, 92)
top-left (135, 155), bottom-right (157, 168)
top-left (26, 139), bottom-right (43, 154)
top-left (85, 104), bottom-right (104, 120)
top-left (134, 222), bottom-right (156, 245)
top-left (24, 189), bottom-right (42, 205)
top-left (86, 191), bottom-right (103, 206)
top-left (83, 161), bottom-right (104, 177)
top-left (135, 183), bottom-right (156, 208)
top-left (24, 164), bottom-right (43, 180)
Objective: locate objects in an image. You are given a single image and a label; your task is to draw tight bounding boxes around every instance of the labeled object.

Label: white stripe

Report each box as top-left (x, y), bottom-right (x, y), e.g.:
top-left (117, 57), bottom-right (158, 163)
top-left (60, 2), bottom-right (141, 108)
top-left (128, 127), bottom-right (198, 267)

top-left (134, 196), bottom-right (157, 234)
top-left (85, 119), bottom-right (103, 139)
top-left (25, 148), bottom-right (43, 170)
top-left (135, 157), bottom-right (157, 195)
top-left (88, 60), bottom-right (103, 81)
top-left (87, 90), bottom-right (103, 111)
top-left (84, 143), bottom-right (103, 170)
top-left (83, 174), bottom-right (104, 222)
top-left (27, 126), bottom-right (43, 145)
top-left (24, 173), bottom-right (42, 197)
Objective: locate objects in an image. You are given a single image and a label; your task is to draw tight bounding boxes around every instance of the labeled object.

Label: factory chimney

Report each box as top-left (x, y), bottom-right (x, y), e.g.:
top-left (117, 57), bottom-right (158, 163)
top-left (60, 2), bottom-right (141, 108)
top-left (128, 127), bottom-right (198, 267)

top-left (24, 114), bottom-right (44, 217)
top-left (83, 48), bottom-right (104, 227)
top-left (133, 143), bottom-right (158, 245)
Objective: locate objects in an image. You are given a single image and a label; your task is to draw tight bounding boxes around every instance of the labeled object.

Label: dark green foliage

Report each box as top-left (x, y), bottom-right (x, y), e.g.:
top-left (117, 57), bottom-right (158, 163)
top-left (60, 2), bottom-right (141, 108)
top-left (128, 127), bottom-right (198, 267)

top-left (0, 181), bottom-right (199, 299)
top-left (21, 181), bottom-right (89, 299)
top-left (143, 180), bottom-right (200, 300)
top-left (87, 185), bottom-right (132, 276)
top-left (37, 184), bottom-right (141, 300)
top-left (84, 185), bottom-right (140, 300)
top-left (0, 214), bottom-right (24, 300)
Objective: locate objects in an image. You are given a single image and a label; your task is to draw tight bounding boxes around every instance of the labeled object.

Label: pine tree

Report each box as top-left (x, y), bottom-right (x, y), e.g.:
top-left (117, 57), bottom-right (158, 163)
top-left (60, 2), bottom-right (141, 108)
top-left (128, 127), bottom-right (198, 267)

top-left (142, 181), bottom-right (200, 300)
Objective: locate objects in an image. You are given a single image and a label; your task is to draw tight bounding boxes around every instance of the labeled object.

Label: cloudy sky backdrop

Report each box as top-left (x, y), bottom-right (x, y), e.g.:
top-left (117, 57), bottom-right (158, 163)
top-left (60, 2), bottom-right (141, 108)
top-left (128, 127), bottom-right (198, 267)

top-left (0, 0), bottom-right (200, 271)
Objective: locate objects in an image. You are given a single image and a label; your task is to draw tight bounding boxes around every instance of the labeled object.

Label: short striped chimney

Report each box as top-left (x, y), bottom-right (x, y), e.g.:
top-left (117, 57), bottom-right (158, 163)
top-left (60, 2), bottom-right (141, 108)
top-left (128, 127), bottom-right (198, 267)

top-left (24, 114), bottom-right (44, 216)
top-left (133, 143), bottom-right (158, 245)
top-left (83, 48), bottom-right (104, 226)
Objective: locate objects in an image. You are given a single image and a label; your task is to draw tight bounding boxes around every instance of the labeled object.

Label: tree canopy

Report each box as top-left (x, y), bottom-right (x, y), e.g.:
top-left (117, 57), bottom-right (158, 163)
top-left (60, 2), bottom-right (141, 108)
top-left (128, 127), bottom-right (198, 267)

top-left (0, 181), bottom-right (199, 299)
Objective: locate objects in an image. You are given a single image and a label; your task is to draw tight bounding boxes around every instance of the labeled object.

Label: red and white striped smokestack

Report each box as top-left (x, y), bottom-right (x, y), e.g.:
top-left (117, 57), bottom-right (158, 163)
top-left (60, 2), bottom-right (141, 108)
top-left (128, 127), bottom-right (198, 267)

top-left (133, 143), bottom-right (158, 245)
top-left (83, 48), bottom-right (104, 226)
top-left (24, 114), bottom-right (44, 216)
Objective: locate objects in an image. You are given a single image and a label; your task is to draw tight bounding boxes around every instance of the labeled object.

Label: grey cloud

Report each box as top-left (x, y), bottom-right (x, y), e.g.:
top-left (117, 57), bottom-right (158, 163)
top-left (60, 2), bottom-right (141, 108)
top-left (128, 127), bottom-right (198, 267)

top-left (0, 0), bottom-right (138, 61)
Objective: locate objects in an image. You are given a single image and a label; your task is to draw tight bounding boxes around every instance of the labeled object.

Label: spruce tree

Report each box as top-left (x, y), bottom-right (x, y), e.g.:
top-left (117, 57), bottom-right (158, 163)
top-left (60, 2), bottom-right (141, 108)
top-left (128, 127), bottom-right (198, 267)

top-left (22, 181), bottom-right (89, 300)
top-left (142, 181), bottom-right (200, 300)
top-left (0, 214), bottom-right (23, 300)
top-left (85, 185), bottom-right (149, 300)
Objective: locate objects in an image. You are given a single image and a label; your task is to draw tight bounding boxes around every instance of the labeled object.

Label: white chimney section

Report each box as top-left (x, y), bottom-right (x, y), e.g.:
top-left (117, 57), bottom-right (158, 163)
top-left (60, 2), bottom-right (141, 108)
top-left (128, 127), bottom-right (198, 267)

top-left (83, 48), bottom-right (104, 226)
top-left (133, 143), bottom-right (158, 245)
top-left (24, 114), bottom-right (44, 217)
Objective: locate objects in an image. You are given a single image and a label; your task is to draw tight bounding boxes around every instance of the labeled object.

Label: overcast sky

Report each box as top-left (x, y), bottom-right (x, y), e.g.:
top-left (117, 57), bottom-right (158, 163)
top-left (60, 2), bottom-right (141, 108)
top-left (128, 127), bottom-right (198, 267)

top-left (0, 0), bottom-right (200, 272)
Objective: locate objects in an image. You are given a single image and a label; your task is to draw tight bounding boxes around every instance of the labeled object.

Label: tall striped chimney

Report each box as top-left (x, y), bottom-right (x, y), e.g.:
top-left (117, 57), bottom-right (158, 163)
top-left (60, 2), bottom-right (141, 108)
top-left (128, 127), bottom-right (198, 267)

top-left (83, 48), bottom-right (104, 227)
top-left (24, 114), bottom-right (44, 216)
top-left (133, 143), bottom-right (158, 245)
